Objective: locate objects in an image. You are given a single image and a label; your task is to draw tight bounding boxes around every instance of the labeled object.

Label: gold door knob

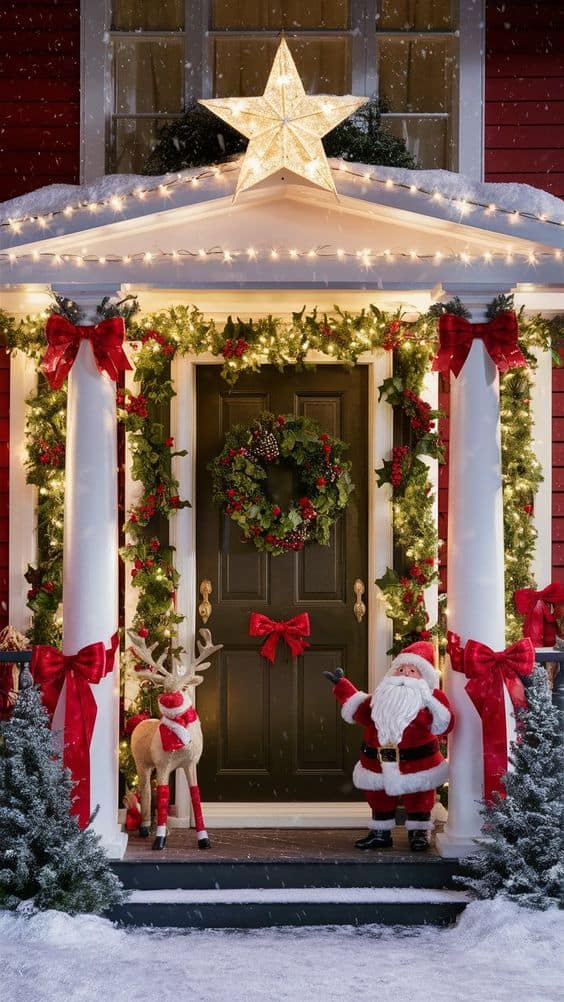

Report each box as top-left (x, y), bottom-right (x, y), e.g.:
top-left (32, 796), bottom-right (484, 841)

top-left (353, 579), bottom-right (366, 623)
top-left (199, 579), bottom-right (212, 623)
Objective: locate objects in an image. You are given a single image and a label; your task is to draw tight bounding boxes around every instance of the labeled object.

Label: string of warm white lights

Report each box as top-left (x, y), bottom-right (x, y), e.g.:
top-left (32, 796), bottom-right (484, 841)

top-left (2, 159), bottom-right (564, 234)
top-left (1, 165), bottom-right (238, 234)
top-left (334, 164), bottom-right (564, 230)
top-left (2, 245), bottom-right (562, 268)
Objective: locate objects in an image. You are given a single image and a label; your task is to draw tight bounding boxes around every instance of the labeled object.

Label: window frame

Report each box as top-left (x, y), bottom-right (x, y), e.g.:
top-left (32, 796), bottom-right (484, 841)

top-left (80, 0), bottom-right (484, 181)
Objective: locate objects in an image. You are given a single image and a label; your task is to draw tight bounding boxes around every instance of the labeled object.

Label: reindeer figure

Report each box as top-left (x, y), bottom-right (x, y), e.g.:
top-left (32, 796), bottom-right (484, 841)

top-left (127, 627), bottom-right (222, 850)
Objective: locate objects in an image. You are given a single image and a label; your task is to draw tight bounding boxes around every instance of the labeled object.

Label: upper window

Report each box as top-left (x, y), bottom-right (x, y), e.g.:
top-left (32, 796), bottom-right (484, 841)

top-left (107, 1), bottom-right (460, 174)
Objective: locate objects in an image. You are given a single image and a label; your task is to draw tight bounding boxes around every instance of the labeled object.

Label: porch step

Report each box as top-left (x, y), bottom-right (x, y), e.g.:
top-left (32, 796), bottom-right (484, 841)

top-left (107, 885), bottom-right (469, 929)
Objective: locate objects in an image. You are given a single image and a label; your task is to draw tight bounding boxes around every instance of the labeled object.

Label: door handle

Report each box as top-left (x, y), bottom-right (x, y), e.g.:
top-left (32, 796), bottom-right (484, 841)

top-left (199, 579), bottom-right (213, 623)
top-left (353, 579), bottom-right (366, 623)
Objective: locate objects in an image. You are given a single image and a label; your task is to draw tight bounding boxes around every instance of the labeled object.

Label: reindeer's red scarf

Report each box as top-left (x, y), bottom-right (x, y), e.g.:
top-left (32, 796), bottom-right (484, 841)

top-left (158, 692), bottom-right (199, 751)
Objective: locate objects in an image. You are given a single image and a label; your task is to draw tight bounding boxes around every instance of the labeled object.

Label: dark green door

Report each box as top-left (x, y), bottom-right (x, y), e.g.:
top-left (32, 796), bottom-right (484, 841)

top-left (195, 365), bottom-right (368, 800)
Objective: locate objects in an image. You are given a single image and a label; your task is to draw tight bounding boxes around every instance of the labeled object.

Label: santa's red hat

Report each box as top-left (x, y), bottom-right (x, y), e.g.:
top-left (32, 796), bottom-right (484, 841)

top-left (389, 641), bottom-right (439, 690)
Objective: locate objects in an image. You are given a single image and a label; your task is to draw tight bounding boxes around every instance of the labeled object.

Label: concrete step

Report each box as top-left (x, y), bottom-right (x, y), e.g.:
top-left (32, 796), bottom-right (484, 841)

top-left (108, 885), bottom-right (469, 928)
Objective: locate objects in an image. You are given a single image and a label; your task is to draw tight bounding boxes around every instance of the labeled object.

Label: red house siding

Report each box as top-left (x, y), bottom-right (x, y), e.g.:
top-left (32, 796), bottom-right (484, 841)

top-left (485, 2), bottom-right (564, 198)
top-left (0, 1), bottom-right (81, 202)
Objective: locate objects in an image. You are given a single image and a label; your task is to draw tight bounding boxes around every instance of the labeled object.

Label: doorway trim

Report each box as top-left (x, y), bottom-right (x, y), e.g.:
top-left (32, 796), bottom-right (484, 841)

top-left (168, 352), bottom-right (394, 826)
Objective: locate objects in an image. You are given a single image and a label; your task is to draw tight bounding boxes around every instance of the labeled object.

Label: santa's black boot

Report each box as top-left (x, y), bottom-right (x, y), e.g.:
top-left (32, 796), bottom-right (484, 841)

top-left (355, 816), bottom-right (394, 850)
top-left (406, 813), bottom-right (431, 852)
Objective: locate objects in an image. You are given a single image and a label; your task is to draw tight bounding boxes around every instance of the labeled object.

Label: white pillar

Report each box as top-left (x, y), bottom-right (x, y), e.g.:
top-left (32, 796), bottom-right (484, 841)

top-left (58, 286), bottom-right (127, 858)
top-left (436, 297), bottom-right (506, 859)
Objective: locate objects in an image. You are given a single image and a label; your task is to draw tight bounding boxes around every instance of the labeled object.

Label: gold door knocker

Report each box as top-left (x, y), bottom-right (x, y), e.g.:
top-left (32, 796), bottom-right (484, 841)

top-left (199, 579), bottom-right (213, 623)
top-left (353, 579), bottom-right (366, 623)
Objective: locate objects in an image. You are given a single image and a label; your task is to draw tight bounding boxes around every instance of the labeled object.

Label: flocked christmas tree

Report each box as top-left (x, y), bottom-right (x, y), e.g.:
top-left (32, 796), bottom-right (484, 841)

top-left (0, 671), bottom-right (125, 914)
top-left (459, 665), bottom-right (563, 909)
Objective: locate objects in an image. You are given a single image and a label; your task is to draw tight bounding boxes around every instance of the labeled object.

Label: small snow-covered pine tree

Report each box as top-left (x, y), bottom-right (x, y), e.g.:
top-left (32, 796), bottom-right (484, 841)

top-left (0, 678), bottom-right (125, 914)
top-left (460, 665), bottom-right (563, 909)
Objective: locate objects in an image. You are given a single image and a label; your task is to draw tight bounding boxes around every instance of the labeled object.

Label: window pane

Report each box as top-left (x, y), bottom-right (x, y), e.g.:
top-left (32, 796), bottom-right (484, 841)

top-left (113, 39), bottom-right (184, 114)
top-left (214, 37), bottom-right (350, 96)
top-left (382, 115), bottom-right (453, 169)
top-left (378, 0), bottom-right (454, 31)
top-left (112, 0), bottom-right (184, 30)
top-left (212, 1), bottom-right (348, 30)
top-left (378, 37), bottom-right (456, 113)
top-left (110, 116), bottom-right (181, 173)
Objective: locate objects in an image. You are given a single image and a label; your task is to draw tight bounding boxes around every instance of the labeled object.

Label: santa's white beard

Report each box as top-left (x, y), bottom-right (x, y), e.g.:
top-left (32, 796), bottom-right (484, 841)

top-left (370, 676), bottom-right (427, 745)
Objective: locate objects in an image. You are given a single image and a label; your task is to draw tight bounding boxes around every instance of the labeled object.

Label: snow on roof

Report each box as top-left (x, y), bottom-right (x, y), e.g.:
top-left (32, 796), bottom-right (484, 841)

top-left (1, 160), bottom-right (563, 227)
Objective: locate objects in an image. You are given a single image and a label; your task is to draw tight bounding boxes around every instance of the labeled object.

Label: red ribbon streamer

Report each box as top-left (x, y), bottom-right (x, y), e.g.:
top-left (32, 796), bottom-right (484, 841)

top-left (249, 612), bottom-right (311, 663)
top-left (514, 583), bottom-right (564, 647)
top-left (42, 314), bottom-right (132, 390)
top-left (31, 633), bottom-right (119, 828)
top-left (433, 312), bottom-right (526, 378)
top-left (447, 632), bottom-right (534, 802)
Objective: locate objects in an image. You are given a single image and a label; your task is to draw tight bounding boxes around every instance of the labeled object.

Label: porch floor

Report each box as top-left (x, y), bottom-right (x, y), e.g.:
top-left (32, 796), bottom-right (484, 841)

top-left (123, 826), bottom-right (441, 862)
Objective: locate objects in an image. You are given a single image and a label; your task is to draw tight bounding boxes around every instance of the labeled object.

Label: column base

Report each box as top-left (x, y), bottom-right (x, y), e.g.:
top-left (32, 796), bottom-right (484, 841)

top-left (99, 829), bottom-right (128, 860)
top-left (436, 829), bottom-right (483, 859)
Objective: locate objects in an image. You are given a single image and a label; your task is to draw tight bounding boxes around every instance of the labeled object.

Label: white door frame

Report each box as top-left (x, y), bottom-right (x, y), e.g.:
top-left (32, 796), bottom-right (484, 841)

top-left (169, 351), bottom-right (395, 827)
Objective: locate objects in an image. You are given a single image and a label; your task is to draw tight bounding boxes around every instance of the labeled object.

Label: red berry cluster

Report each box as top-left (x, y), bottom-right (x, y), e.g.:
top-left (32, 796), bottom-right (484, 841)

top-left (117, 389), bottom-right (148, 419)
top-left (319, 323), bottom-right (333, 339)
top-left (141, 329), bottom-right (175, 357)
top-left (131, 555), bottom-right (156, 579)
top-left (222, 338), bottom-right (249, 359)
top-left (27, 580), bottom-right (56, 600)
top-left (221, 446), bottom-right (248, 468)
top-left (37, 438), bottom-right (65, 467)
top-left (403, 388), bottom-right (433, 435)
top-left (390, 445), bottom-right (409, 487)
top-left (382, 319), bottom-right (402, 351)
top-left (298, 496), bottom-right (317, 521)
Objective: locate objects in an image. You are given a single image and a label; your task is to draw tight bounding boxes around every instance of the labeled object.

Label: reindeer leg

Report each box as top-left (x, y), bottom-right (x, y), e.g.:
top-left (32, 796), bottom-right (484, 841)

top-left (186, 763), bottom-right (210, 849)
top-left (138, 767), bottom-right (152, 838)
top-left (153, 772), bottom-right (170, 850)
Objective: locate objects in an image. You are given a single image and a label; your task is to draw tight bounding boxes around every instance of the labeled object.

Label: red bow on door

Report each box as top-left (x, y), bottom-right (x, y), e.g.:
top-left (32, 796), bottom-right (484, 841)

top-left (42, 314), bottom-right (132, 390)
top-left (514, 583), bottom-right (564, 647)
top-left (249, 612), bottom-right (311, 663)
top-left (432, 312), bottom-right (526, 378)
top-left (447, 632), bottom-right (534, 803)
top-left (31, 633), bottom-right (118, 828)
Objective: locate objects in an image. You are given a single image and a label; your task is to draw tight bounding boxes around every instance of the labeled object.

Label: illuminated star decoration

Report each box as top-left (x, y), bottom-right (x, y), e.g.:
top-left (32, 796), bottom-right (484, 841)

top-left (199, 38), bottom-right (368, 199)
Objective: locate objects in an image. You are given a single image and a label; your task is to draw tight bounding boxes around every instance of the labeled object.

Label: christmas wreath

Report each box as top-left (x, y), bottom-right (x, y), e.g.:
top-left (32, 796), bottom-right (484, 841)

top-left (210, 413), bottom-right (354, 556)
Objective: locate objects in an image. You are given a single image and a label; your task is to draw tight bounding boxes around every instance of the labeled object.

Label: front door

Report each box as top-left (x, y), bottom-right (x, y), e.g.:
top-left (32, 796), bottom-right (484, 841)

top-left (195, 365), bottom-right (368, 801)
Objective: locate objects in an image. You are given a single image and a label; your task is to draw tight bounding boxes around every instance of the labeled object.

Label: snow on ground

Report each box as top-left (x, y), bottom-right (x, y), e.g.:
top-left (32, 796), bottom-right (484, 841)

top-left (1, 159), bottom-right (562, 223)
top-left (0, 898), bottom-right (562, 1002)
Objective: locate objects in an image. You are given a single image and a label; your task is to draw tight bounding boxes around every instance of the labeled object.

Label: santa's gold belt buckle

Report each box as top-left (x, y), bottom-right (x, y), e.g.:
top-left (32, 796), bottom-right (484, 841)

top-left (378, 744), bottom-right (400, 763)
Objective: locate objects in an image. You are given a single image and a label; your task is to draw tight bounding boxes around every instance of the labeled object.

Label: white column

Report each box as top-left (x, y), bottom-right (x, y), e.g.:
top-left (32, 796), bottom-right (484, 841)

top-left (436, 297), bottom-right (506, 859)
top-left (168, 357), bottom-right (197, 825)
top-left (57, 286), bottom-right (127, 858)
top-left (9, 351), bottom-right (38, 634)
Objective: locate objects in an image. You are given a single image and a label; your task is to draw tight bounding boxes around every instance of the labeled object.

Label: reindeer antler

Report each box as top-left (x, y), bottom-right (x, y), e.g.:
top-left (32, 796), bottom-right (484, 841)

top-left (127, 627), bottom-right (223, 692)
top-left (127, 629), bottom-right (172, 685)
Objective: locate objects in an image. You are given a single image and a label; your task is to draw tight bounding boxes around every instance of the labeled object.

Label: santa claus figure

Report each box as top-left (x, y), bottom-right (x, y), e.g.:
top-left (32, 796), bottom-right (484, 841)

top-left (324, 641), bottom-right (454, 852)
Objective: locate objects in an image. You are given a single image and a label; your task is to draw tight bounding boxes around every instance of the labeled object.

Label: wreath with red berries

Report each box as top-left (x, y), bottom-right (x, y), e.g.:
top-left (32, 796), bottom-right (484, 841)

top-left (209, 412), bottom-right (354, 556)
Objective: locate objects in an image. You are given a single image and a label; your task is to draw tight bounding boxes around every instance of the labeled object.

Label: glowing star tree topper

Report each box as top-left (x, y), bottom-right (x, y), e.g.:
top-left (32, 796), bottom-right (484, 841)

top-left (199, 38), bottom-right (368, 199)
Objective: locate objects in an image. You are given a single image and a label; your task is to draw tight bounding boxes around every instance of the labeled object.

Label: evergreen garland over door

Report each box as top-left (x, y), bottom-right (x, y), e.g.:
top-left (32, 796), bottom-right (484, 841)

top-left (195, 365), bottom-right (368, 801)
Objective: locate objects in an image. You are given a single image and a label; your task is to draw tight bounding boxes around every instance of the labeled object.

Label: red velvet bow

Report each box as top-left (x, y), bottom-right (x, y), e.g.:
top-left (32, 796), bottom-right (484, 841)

top-left (249, 612), bottom-right (311, 664)
top-left (448, 633), bottom-right (534, 803)
top-left (31, 633), bottom-right (118, 828)
top-left (42, 314), bottom-right (132, 390)
top-left (433, 312), bottom-right (526, 378)
top-left (514, 583), bottom-right (564, 647)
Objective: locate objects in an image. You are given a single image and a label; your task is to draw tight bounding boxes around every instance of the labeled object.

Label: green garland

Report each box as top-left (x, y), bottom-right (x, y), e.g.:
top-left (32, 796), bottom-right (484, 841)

top-left (209, 412), bottom-right (355, 556)
top-left (1, 298), bottom-right (557, 675)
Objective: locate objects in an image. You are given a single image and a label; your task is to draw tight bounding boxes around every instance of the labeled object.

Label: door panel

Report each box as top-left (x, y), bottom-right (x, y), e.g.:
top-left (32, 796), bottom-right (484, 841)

top-left (195, 365), bottom-right (368, 800)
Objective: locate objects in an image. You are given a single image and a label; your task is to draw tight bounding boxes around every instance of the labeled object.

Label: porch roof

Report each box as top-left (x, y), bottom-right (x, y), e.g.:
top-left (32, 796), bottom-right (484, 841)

top-left (1, 160), bottom-right (563, 290)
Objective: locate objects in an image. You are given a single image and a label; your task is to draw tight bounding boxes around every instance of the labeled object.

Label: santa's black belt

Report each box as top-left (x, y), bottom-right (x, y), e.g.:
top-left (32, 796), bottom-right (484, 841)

top-left (361, 740), bottom-right (438, 762)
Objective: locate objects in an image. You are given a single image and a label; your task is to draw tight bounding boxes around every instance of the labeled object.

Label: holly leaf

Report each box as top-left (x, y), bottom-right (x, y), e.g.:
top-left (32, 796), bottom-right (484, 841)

top-left (375, 567), bottom-right (400, 591)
